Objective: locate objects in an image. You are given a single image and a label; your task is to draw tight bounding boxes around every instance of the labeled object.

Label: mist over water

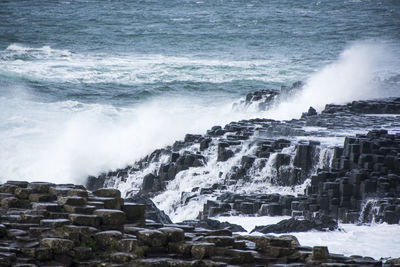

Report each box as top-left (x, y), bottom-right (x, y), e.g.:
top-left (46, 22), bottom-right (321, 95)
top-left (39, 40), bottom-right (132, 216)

top-left (1, 0), bottom-right (400, 184)
top-left (268, 41), bottom-right (400, 120)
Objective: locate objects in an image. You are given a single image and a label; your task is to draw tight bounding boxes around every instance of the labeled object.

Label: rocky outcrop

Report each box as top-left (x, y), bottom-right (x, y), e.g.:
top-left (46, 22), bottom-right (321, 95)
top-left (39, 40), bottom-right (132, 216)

top-left (126, 195), bottom-right (172, 224)
top-left (0, 181), bottom-right (387, 267)
top-left (251, 215), bottom-right (338, 234)
top-left (180, 218), bottom-right (246, 232)
top-left (86, 91), bottom-right (400, 227)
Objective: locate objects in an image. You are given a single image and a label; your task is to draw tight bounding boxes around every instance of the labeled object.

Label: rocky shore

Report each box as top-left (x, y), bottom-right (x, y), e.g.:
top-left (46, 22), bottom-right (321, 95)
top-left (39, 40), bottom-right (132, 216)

top-left (87, 85), bottom-right (400, 228)
top-left (0, 182), bottom-right (398, 266)
top-left (2, 84), bottom-right (400, 266)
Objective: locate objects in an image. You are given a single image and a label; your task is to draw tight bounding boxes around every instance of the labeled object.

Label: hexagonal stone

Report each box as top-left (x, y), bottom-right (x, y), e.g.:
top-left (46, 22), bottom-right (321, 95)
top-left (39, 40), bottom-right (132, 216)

top-left (0, 184), bottom-right (17, 194)
top-left (57, 196), bottom-right (86, 206)
top-left (93, 209), bottom-right (125, 225)
top-left (0, 193), bottom-right (14, 200)
top-left (29, 194), bottom-right (55, 202)
top-left (40, 238), bottom-right (74, 254)
top-left (117, 238), bottom-right (139, 253)
top-left (90, 196), bottom-right (123, 210)
top-left (93, 188), bottom-right (121, 198)
top-left (67, 189), bottom-right (89, 198)
top-left (0, 224), bottom-right (7, 238)
top-left (136, 229), bottom-right (167, 247)
top-left (32, 202), bottom-right (62, 212)
top-left (225, 249), bottom-right (255, 264)
top-left (313, 246), bottom-right (329, 260)
top-left (191, 242), bottom-right (215, 259)
top-left (94, 230), bottom-right (122, 249)
top-left (35, 247), bottom-right (52, 260)
top-left (168, 242), bottom-right (193, 256)
top-left (1, 197), bottom-right (20, 209)
top-left (254, 235), bottom-right (293, 252)
top-left (63, 225), bottom-right (98, 244)
top-left (64, 205), bottom-right (95, 214)
top-left (110, 252), bottom-right (136, 263)
top-left (69, 214), bottom-right (101, 227)
top-left (14, 188), bottom-right (32, 199)
top-left (5, 180), bottom-right (28, 188)
top-left (159, 227), bottom-right (185, 242)
top-left (202, 235), bottom-right (234, 247)
top-left (70, 246), bottom-right (93, 261)
top-left (30, 182), bottom-right (54, 193)
top-left (279, 235), bottom-right (300, 247)
top-left (40, 219), bottom-right (70, 228)
top-left (122, 203), bottom-right (145, 225)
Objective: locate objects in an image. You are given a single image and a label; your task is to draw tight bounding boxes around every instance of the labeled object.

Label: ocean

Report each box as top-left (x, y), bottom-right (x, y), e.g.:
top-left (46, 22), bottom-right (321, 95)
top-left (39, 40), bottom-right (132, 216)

top-left (1, 0), bottom-right (399, 184)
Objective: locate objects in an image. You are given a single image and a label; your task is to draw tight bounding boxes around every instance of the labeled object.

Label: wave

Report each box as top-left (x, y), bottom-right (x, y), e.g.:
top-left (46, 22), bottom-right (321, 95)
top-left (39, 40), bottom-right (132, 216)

top-left (0, 94), bottom-right (265, 184)
top-left (0, 44), bottom-right (305, 85)
top-left (266, 41), bottom-right (400, 120)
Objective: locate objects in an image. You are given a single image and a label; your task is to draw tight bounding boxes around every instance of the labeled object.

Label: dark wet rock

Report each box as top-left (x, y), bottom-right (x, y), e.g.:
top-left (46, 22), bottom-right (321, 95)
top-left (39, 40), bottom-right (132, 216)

top-left (191, 242), bottom-right (216, 259)
top-left (121, 202), bottom-right (146, 226)
top-left (68, 214), bottom-right (101, 227)
top-left (0, 181), bottom-right (386, 266)
top-left (93, 209), bottom-right (126, 226)
top-left (141, 173), bottom-right (161, 192)
top-left (180, 219), bottom-right (246, 232)
top-left (126, 195), bottom-right (172, 224)
top-left (93, 188), bottom-right (121, 198)
top-left (136, 229), bottom-right (167, 247)
top-left (158, 227), bottom-right (185, 242)
top-left (86, 174), bottom-right (107, 191)
top-left (251, 215), bottom-right (338, 234)
top-left (312, 246), bottom-right (329, 260)
top-left (94, 230), bottom-right (123, 249)
top-left (39, 238), bottom-right (74, 254)
top-left (110, 251), bottom-right (136, 263)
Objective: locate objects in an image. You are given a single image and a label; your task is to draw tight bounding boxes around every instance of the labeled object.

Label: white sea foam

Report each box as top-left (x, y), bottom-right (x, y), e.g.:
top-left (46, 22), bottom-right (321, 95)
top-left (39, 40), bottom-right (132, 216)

top-left (267, 41), bottom-right (400, 120)
top-left (0, 44), bottom-right (299, 84)
top-left (0, 93), bottom-right (267, 184)
top-left (217, 216), bottom-right (400, 260)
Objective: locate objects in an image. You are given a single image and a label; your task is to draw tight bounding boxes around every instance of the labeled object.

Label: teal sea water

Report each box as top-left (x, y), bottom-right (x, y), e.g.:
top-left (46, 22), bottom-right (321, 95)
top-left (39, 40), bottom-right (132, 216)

top-left (0, 0), bottom-right (400, 183)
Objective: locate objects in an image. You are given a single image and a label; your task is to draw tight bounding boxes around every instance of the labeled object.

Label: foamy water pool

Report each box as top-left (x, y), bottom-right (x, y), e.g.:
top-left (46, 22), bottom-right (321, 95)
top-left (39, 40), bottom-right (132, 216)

top-left (217, 216), bottom-right (400, 260)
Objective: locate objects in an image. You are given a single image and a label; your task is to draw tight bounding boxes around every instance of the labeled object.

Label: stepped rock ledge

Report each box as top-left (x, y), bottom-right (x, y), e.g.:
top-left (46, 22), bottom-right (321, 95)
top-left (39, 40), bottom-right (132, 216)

top-left (2, 85), bottom-right (400, 266)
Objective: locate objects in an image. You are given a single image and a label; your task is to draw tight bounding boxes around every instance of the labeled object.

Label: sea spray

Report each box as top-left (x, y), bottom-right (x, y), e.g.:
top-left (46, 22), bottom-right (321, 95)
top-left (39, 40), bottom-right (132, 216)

top-left (267, 41), bottom-right (400, 120)
top-left (0, 96), bottom-right (261, 184)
